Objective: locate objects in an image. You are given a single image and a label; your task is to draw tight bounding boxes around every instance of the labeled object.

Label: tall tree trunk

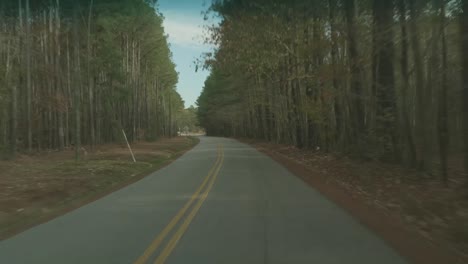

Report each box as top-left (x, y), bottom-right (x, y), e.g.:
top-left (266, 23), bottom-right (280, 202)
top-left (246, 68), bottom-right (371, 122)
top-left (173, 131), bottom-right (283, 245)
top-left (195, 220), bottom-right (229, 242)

top-left (2, 107), bottom-right (7, 149)
top-left (13, 0), bottom-right (23, 157)
top-left (398, 0), bottom-right (417, 166)
top-left (73, 4), bottom-right (81, 161)
top-left (10, 83), bottom-right (17, 158)
top-left (45, 9), bottom-right (53, 149)
top-left (66, 35), bottom-right (71, 147)
top-left (328, 0), bottom-right (341, 147)
top-left (5, 38), bottom-right (15, 158)
top-left (373, 0), bottom-right (397, 159)
top-left (344, 0), bottom-right (365, 140)
top-left (437, 0), bottom-right (448, 185)
top-left (25, 0), bottom-right (32, 151)
top-left (56, 0), bottom-right (65, 150)
top-left (87, 0), bottom-right (95, 149)
top-left (408, 0), bottom-right (428, 169)
top-left (461, 0), bottom-right (468, 176)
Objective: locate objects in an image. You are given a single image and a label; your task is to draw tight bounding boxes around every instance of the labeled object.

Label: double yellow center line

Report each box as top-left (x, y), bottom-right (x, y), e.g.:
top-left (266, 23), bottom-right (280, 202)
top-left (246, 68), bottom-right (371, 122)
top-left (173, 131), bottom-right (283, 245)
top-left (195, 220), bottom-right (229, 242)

top-left (133, 145), bottom-right (224, 264)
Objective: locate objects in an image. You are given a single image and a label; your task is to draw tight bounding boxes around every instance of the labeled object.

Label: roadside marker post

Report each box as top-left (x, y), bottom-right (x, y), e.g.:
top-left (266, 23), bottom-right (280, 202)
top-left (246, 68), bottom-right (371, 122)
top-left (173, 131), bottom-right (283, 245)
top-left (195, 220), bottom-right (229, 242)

top-left (122, 129), bottom-right (136, 163)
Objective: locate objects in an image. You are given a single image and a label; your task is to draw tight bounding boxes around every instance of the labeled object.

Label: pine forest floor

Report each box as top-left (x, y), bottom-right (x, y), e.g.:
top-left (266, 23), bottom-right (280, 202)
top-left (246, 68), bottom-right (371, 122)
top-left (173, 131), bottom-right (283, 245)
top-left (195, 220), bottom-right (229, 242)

top-left (243, 139), bottom-right (468, 264)
top-left (0, 136), bottom-right (199, 240)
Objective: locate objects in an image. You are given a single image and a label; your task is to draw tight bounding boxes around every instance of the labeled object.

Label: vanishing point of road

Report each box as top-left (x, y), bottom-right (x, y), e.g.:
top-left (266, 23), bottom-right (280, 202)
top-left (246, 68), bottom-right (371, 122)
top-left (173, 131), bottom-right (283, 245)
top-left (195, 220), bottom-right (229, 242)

top-left (0, 137), bottom-right (407, 264)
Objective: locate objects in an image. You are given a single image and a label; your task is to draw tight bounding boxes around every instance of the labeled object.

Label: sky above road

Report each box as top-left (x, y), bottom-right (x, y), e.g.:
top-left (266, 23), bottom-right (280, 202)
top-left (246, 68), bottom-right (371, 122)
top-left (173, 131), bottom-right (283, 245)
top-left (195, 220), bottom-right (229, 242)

top-left (157, 0), bottom-right (214, 108)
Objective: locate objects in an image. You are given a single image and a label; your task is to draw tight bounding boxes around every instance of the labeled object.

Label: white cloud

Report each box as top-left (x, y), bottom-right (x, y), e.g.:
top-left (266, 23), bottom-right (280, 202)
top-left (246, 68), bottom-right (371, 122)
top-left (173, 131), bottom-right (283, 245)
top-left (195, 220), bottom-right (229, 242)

top-left (162, 11), bottom-right (208, 48)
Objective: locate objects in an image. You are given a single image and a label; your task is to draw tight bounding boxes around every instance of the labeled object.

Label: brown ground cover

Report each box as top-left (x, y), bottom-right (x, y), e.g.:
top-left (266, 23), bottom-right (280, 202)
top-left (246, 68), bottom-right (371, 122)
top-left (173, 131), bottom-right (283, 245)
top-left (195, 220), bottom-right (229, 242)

top-left (0, 137), bottom-right (199, 240)
top-left (245, 139), bottom-right (468, 264)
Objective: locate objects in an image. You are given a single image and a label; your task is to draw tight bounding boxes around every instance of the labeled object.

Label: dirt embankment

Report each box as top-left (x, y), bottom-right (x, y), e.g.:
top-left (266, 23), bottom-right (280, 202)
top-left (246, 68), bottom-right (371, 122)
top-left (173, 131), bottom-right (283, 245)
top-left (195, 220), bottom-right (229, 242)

top-left (0, 137), bottom-right (199, 240)
top-left (244, 139), bottom-right (468, 264)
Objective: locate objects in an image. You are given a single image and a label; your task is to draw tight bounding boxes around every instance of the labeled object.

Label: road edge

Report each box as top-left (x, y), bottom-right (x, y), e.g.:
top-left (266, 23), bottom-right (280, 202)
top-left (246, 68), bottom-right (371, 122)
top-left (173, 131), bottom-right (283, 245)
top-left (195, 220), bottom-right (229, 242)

top-left (242, 139), bottom-right (466, 264)
top-left (1, 137), bottom-right (200, 241)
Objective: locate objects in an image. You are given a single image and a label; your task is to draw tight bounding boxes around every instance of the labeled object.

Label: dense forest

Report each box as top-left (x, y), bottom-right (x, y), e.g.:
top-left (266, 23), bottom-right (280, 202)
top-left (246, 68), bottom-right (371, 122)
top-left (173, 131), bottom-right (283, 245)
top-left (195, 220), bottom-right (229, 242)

top-left (0, 0), bottom-right (184, 159)
top-left (198, 0), bottom-right (468, 181)
top-left (177, 106), bottom-right (201, 134)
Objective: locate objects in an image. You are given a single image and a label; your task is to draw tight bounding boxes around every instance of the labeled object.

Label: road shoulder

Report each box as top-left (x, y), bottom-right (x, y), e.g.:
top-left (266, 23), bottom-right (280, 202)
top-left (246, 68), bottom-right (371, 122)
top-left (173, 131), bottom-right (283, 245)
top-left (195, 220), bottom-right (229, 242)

top-left (0, 137), bottom-right (199, 240)
top-left (243, 139), bottom-right (466, 264)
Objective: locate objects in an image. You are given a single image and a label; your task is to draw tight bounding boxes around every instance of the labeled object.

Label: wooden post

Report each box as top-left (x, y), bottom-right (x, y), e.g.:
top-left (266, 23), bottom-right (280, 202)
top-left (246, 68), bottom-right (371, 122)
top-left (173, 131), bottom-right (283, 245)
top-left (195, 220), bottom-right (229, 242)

top-left (122, 129), bottom-right (136, 163)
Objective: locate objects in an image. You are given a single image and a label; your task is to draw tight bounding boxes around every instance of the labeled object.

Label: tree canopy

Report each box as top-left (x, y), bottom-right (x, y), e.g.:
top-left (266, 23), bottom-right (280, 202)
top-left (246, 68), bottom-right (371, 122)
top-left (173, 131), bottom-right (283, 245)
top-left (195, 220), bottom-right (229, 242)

top-left (0, 0), bottom-right (184, 158)
top-left (198, 0), bottom-right (468, 182)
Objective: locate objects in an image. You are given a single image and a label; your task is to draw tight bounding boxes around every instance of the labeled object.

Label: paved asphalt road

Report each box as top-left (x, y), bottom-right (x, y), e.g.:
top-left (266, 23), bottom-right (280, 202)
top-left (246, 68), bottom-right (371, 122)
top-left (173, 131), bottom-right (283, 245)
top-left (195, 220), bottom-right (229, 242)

top-left (0, 137), bottom-right (407, 264)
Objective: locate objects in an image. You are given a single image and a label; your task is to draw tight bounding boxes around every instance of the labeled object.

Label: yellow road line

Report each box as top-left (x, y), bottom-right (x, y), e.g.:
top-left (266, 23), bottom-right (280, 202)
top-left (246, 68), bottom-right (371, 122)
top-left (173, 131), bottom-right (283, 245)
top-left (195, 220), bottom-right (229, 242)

top-left (133, 146), bottom-right (222, 264)
top-left (154, 146), bottom-right (224, 264)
